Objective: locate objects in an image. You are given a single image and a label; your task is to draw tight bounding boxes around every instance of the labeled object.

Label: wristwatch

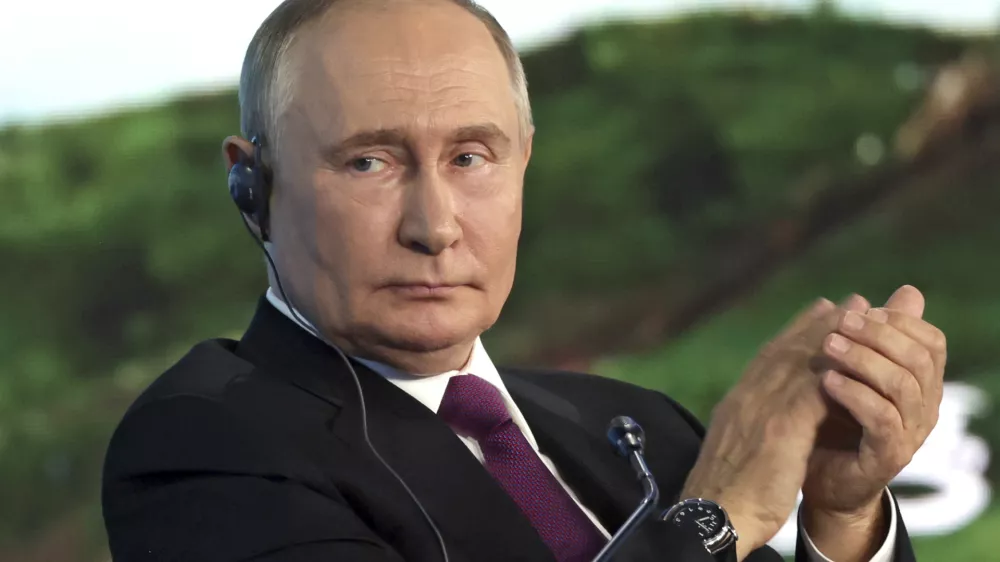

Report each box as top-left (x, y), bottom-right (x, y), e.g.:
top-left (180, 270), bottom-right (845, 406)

top-left (660, 498), bottom-right (738, 561)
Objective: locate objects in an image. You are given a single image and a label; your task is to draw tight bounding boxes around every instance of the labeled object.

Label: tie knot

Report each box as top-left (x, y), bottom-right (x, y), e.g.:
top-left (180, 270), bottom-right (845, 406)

top-left (438, 374), bottom-right (512, 441)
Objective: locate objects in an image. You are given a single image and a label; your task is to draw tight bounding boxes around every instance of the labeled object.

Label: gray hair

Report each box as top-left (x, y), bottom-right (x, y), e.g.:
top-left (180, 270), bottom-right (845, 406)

top-left (238, 0), bottom-right (533, 146)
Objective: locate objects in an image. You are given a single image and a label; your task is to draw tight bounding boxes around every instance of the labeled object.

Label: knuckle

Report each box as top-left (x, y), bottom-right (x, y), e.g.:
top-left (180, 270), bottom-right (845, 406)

top-left (930, 327), bottom-right (947, 352)
top-left (926, 407), bottom-right (940, 433)
top-left (833, 308), bottom-right (851, 327)
top-left (873, 405), bottom-right (897, 429)
top-left (888, 445), bottom-right (912, 472)
top-left (927, 398), bottom-right (942, 422)
top-left (866, 316), bottom-right (888, 336)
top-left (762, 417), bottom-right (784, 441)
top-left (763, 415), bottom-right (797, 442)
top-left (887, 370), bottom-right (910, 400)
top-left (915, 347), bottom-right (935, 373)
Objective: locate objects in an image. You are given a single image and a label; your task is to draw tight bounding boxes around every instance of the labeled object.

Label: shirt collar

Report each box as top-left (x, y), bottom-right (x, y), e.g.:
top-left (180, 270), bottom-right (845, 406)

top-left (263, 287), bottom-right (540, 450)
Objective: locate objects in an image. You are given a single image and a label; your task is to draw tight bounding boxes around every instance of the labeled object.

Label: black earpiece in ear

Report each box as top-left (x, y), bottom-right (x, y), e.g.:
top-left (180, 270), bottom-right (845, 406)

top-left (228, 161), bottom-right (259, 215)
top-left (227, 136), bottom-right (272, 241)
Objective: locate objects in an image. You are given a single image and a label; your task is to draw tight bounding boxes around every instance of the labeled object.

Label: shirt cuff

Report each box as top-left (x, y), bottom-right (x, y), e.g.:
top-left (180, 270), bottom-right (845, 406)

top-left (798, 489), bottom-right (898, 562)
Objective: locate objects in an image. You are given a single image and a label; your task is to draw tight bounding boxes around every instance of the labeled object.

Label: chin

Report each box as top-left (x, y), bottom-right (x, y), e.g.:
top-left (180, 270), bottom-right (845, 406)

top-left (372, 303), bottom-right (491, 353)
top-left (382, 321), bottom-right (479, 353)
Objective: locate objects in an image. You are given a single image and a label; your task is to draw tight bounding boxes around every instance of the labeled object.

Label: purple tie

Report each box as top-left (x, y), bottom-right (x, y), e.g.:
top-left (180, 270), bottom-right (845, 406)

top-left (438, 374), bottom-right (606, 562)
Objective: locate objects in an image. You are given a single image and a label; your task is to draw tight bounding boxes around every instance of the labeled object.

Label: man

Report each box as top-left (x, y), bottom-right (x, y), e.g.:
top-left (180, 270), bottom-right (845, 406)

top-left (101, 1), bottom-right (946, 561)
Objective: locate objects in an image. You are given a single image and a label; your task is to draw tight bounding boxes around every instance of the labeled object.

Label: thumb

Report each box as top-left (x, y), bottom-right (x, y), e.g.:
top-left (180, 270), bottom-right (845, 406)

top-left (883, 285), bottom-right (925, 318)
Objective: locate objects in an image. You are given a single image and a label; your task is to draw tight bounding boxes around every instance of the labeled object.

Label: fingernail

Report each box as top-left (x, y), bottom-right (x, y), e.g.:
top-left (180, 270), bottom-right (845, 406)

top-left (829, 334), bottom-right (851, 354)
top-left (843, 312), bottom-right (865, 331)
top-left (868, 308), bottom-right (889, 322)
top-left (825, 371), bottom-right (845, 387)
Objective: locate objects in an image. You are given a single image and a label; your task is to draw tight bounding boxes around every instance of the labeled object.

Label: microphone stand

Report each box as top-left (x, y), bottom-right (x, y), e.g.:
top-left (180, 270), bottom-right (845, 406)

top-left (593, 417), bottom-right (661, 562)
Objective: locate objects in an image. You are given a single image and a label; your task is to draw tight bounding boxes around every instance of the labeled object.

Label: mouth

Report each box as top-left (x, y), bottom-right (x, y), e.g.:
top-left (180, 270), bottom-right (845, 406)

top-left (384, 283), bottom-right (467, 299)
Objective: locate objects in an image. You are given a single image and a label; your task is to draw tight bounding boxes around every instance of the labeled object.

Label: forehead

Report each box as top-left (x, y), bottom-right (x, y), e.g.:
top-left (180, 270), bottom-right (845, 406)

top-left (280, 1), bottom-right (518, 141)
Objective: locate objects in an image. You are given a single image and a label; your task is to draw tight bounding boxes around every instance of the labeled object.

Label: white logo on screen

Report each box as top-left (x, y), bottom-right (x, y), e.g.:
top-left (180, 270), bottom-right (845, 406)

top-left (768, 382), bottom-right (992, 555)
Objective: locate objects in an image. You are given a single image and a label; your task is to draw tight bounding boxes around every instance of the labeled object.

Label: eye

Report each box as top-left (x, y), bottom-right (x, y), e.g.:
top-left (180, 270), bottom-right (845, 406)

top-left (350, 157), bottom-right (388, 173)
top-left (453, 153), bottom-right (486, 168)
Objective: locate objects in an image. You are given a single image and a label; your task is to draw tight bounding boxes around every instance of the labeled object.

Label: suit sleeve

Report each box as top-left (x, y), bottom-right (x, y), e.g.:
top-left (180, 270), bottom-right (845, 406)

top-left (886, 491), bottom-right (917, 562)
top-left (794, 490), bottom-right (916, 562)
top-left (102, 395), bottom-right (406, 562)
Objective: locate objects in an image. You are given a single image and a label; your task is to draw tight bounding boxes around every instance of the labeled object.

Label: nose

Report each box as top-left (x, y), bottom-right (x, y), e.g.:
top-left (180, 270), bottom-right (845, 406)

top-left (397, 169), bottom-right (462, 255)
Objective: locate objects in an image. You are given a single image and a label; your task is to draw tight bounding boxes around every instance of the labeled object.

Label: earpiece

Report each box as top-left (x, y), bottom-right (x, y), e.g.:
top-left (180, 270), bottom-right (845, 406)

top-left (227, 136), bottom-right (272, 241)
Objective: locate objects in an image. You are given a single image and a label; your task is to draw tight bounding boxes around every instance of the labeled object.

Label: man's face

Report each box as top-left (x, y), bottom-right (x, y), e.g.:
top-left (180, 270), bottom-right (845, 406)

top-left (267, 1), bottom-right (531, 368)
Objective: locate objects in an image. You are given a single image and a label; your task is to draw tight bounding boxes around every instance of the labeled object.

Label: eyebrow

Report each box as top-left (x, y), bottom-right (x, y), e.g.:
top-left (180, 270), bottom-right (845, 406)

top-left (450, 124), bottom-right (511, 152)
top-left (322, 129), bottom-right (408, 162)
top-left (322, 123), bottom-right (512, 161)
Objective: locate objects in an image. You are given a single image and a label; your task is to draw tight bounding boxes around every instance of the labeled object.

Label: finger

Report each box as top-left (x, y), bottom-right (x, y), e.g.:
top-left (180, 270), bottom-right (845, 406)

top-left (822, 333), bottom-right (923, 429)
top-left (866, 308), bottom-right (947, 375)
top-left (784, 294), bottom-right (866, 345)
top-left (801, 295), bottom-right (870, 373)
top-left (840, 293), bottom-right (871, 313)
top-left (834, 311), bottom-right (937, 398)
top-left (821, 371), bottom-right (912, 479)
top-left (883, 285), bottom-right (925, 319)
top-left (801, 299), bottom-right (864, 348)
top-left (865, 309), bottom-right (946, 416)
top-left (779, 297), bottom-right (837, 339)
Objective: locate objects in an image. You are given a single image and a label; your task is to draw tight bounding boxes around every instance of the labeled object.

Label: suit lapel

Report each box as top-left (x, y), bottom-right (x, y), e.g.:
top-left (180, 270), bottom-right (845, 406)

top-left (238, 297), bottom-right (555, 562)
top-left (342, 364), bottom-right (557, 562)
top-left (502, 372), bottom-right (644, 535)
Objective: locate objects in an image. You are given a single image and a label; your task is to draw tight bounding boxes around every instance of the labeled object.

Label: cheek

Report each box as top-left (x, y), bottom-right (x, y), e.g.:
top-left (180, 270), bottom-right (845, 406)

top-left (311, 199), bottom-right (395, 274)
top-left (462, 193), bottom-right (522, 274)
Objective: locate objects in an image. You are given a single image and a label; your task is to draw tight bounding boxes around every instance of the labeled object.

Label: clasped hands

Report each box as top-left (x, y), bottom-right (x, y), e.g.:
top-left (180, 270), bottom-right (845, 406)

top-left (681, 285), bottom-right (947, 561)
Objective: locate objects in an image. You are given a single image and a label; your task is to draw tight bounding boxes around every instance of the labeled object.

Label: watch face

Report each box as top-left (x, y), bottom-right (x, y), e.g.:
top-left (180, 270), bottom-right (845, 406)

top-left (669, 500), bottom-right (725, 540)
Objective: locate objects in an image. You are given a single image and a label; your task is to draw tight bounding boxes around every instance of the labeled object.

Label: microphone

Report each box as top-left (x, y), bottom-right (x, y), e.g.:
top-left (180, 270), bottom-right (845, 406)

top-left (592, 416), bottom-right (661, 562)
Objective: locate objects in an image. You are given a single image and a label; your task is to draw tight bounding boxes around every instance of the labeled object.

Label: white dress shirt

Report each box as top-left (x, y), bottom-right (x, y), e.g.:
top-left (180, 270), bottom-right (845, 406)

top-left (264, 288), bottom-right (897, 561)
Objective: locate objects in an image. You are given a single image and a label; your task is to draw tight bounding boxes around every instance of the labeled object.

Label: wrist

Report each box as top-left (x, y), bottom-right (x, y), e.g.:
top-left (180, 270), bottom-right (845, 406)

top-left (801, 492), bottom-right (887, 562)
top-left (678, 487), bottom-right (762, 561)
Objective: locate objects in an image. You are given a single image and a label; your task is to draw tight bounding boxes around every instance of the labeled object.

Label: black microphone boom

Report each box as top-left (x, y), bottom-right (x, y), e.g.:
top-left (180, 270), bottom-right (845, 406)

top-left (593, 416), bottom-right (661, 562)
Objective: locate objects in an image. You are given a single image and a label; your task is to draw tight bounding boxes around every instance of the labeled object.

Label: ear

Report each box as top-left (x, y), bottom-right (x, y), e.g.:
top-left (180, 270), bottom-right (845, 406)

top-left (222, 135), bottom-right (256, 172)
top-left (222, 135), bottom-right (266, 239)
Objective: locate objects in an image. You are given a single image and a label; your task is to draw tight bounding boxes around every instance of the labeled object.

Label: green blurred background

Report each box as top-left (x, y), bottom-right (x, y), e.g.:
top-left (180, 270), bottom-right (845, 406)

top-left (1, 3), bottom-right (998, 560)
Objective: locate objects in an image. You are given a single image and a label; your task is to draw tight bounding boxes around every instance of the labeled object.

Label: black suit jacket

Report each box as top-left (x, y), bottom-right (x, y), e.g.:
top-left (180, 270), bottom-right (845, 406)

top-left (102, 297), bottom-right (916, 561)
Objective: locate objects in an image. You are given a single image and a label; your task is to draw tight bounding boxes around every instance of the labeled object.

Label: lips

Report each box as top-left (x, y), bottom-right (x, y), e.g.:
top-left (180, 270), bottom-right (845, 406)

top-left (386, 284), bottom-right (462, 298)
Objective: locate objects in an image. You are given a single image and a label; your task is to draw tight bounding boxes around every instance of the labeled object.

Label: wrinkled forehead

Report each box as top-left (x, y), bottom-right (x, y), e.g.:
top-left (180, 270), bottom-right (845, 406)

top-left (275, 1), bottom-right (520, 145)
